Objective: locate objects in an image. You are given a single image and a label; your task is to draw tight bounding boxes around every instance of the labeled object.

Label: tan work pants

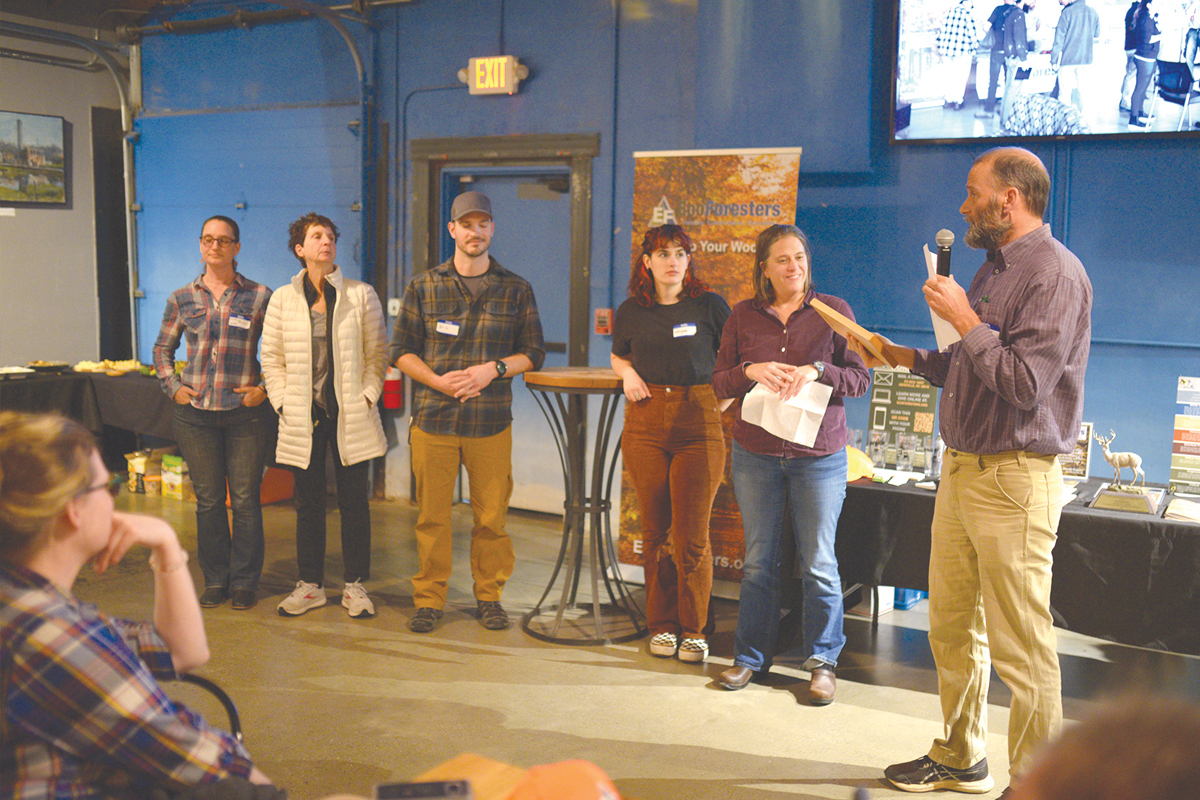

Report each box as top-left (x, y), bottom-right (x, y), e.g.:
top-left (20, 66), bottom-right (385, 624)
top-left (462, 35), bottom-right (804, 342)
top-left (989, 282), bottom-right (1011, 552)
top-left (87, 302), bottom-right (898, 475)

top-left (410, 425), bottom-right (515, 608)
top-left (927, 449), bottom-right (1064, 779)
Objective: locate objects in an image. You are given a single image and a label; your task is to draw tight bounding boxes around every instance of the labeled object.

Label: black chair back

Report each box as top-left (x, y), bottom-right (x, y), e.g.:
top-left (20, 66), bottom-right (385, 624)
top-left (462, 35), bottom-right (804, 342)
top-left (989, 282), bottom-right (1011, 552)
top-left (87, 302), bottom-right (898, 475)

top-left (1156, 60), bottom-right (1196, 104)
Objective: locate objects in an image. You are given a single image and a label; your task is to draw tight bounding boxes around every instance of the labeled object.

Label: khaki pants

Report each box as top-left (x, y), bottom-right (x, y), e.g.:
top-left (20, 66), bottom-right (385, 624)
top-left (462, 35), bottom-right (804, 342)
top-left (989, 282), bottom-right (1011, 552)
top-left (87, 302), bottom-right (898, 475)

top-left (927, 449), bottom-right (1064, 779)
top-left (410, 425), bottom-right (515, 608)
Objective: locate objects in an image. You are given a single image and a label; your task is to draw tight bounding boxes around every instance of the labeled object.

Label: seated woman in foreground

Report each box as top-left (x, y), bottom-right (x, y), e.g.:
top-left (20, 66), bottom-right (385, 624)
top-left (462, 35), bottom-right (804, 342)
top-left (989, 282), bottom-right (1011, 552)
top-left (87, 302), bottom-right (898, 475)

top-left (0, 410), bottom-right (279, 799)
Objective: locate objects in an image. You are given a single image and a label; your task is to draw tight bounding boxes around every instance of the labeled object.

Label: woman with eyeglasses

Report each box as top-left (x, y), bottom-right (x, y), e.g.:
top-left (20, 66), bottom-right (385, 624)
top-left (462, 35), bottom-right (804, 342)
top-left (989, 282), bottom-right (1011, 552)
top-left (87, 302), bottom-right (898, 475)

top-left (152, 215), bottom-right (273, 612)
top-left (0, 410), bottom-right (282, 798)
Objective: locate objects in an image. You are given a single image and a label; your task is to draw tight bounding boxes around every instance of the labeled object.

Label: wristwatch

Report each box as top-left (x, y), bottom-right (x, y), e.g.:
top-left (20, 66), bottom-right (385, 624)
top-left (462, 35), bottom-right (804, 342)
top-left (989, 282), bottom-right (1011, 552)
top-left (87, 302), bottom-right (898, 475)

top-left (813, 361), bottom-right (826, 381)
top-left (494, 359), bottom-right (508, 377)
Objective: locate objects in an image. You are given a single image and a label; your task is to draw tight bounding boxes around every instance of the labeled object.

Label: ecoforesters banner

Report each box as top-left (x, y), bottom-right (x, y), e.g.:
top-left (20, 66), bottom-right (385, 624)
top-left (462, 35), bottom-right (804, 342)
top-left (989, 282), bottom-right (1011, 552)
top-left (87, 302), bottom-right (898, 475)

top-left (619, 148), bottom-right (802, 582)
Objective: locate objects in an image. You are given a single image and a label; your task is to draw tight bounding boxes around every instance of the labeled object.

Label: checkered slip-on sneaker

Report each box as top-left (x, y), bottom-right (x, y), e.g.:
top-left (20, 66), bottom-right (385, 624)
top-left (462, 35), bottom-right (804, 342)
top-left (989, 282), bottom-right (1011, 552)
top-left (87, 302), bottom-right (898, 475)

top-left (648, 632), bottom-right (678, 657)
top-left (676, 638), bottom-right (709, 663)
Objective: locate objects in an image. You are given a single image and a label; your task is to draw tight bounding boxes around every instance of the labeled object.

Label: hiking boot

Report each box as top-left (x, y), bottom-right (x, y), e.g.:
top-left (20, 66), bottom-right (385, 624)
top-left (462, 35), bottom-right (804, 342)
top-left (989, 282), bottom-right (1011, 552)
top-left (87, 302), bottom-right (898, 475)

top-left (477, 600), bottom-right (510, 630)
top-left (409, 606), bottom-right (444, 633)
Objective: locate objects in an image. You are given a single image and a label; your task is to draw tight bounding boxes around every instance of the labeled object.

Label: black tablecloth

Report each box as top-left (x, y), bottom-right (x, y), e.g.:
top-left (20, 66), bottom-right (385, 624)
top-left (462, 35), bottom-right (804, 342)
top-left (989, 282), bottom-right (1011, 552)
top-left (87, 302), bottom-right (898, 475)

top-left (834, 477), bottom-right (1200, 655)
top-left (0, 373), bottom-right (102, 431)
top-left (89, 373), bottom-right (175, 440)
top-left (0, 372), bottom-right (175, 440)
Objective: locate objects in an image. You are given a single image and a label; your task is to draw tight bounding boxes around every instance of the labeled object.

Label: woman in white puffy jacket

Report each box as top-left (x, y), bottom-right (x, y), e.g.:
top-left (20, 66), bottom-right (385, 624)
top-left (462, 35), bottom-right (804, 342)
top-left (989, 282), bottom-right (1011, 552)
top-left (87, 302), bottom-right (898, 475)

top-left (261, 213), bottom-right (388, 620)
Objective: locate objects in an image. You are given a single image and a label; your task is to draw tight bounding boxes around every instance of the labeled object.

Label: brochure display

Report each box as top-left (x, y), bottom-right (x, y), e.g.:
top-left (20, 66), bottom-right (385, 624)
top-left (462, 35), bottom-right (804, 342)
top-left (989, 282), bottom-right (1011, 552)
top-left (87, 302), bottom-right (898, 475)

top-left (1171, 376), bottom-right (1200, 495)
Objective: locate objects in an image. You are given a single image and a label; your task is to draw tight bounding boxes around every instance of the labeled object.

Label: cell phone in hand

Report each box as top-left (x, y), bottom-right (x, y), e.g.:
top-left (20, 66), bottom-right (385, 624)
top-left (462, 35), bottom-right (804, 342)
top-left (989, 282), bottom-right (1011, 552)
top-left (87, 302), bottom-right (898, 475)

top-left (375, 780), bottom-right (472, 799)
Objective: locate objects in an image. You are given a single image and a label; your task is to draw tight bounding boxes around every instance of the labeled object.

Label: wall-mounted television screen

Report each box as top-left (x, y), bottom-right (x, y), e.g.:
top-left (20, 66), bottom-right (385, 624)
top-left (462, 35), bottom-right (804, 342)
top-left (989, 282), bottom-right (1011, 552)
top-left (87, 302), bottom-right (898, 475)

top-left (0, 110), bottom-right (66, 205)
top-left (892, 0), bottom-right (1200, 143)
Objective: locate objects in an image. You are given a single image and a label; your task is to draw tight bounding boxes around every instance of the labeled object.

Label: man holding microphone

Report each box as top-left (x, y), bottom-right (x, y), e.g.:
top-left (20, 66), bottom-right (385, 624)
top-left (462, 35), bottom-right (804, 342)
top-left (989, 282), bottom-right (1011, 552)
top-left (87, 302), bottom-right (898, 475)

top-left (850, 147), bottom-right (1092, 795)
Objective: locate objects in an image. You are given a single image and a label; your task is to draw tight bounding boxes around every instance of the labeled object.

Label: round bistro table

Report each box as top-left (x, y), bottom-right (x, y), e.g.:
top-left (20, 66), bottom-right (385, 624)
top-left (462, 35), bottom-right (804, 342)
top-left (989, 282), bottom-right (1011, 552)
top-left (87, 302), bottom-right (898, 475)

top-left (520, 367), bottom-right (646, 644)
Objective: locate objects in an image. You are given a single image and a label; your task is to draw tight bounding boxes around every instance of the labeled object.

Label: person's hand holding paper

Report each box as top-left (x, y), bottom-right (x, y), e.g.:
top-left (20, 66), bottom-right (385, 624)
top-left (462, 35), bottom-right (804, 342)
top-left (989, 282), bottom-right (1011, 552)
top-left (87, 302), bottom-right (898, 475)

top-left (923, 244), bottom-right (963, 352)
top-left (740, 379), bottom-right (833, 447)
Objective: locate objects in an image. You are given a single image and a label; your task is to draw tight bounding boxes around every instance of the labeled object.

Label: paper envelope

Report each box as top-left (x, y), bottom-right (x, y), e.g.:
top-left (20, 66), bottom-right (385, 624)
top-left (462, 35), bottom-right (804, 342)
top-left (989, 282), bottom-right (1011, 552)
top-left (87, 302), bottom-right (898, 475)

top-left (741, 380), bottom-right (833, 447)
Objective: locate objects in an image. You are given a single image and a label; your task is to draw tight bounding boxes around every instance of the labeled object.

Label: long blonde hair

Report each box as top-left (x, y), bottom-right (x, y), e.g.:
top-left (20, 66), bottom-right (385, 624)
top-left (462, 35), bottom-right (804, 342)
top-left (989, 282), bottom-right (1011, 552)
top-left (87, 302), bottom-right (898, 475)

top-left (0, 411), bottom-right (95, 563)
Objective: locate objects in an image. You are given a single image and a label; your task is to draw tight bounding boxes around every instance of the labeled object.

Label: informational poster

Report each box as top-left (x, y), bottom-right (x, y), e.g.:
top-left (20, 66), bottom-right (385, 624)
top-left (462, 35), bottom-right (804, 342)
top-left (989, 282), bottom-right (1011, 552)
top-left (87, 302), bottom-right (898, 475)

top-left (618, 147), bottom-right (802, 582)
top-left (1170, 376), bottom-right (1200, 495)
top-left (1060, 422), bottom-right (1093, 480)
top-left (867, 367), bottom-right (938, 468)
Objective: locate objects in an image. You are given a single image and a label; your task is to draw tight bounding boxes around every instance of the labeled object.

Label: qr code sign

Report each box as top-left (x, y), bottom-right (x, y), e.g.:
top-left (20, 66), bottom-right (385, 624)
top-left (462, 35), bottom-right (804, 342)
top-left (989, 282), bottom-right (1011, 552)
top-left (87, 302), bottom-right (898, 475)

top-left (913, 412), bottom-right (934, 434)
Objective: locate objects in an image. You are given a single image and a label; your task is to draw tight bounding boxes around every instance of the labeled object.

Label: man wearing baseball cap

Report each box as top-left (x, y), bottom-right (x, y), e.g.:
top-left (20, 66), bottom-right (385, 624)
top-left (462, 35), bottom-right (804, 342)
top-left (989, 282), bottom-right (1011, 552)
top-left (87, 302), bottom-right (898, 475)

top-left (391, 191), bottom-right (545, 633)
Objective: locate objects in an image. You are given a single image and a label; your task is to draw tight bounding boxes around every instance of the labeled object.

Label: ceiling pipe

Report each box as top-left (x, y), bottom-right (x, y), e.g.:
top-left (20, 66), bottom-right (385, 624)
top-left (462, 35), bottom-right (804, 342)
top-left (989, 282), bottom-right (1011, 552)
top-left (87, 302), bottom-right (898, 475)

top-left (0, 46), bottom-right (106, 71)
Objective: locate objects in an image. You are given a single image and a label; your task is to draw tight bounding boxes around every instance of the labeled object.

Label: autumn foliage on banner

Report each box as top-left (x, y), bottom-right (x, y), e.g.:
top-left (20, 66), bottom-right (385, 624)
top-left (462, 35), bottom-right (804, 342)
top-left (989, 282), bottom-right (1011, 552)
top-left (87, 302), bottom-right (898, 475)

top-left (618, 150), bottom-right (801, 582)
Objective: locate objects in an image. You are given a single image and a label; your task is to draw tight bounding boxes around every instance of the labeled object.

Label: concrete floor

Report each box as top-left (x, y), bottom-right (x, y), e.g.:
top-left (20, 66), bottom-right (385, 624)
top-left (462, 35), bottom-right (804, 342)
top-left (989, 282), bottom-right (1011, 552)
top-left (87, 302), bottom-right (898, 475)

top-left (75, 492), bottom-right (1200, 800)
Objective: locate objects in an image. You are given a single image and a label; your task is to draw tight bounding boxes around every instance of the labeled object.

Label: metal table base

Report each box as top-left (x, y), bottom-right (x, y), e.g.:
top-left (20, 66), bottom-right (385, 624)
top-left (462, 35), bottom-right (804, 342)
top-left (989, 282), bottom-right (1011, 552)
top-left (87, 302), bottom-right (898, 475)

top-left (520, 368), bottom-right (646, 645)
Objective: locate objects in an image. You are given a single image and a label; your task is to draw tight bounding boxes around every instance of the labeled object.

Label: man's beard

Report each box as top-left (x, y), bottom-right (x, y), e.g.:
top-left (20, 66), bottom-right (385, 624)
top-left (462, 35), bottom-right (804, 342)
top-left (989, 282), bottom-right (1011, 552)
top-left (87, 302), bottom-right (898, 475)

top-left (963, 195), bottom-right (1013, 251)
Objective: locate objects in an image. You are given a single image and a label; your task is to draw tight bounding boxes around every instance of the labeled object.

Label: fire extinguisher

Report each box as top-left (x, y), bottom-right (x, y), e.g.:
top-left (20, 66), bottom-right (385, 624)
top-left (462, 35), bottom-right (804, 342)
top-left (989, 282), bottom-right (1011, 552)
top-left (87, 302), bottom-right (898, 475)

top-left (382, 366), bottom-right (402, 410)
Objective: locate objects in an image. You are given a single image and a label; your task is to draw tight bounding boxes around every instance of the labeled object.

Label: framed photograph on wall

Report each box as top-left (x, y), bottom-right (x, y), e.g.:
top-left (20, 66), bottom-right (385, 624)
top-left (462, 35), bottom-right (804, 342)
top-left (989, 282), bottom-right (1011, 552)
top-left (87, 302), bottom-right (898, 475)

top-left (0, 111), bottom-right (67, 205)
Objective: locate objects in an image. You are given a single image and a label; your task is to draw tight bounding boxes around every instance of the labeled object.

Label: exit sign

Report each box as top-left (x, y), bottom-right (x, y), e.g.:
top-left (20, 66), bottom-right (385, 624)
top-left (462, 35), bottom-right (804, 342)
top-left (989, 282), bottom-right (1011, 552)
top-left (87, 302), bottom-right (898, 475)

top-left (460, 55), bottom-right (527, 95)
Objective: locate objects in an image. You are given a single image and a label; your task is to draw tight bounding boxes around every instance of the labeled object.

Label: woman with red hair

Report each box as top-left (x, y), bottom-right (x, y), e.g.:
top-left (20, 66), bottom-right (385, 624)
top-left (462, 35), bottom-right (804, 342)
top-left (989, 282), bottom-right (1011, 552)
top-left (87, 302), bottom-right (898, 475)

top-left (611, 224), bottom-right (730, 663)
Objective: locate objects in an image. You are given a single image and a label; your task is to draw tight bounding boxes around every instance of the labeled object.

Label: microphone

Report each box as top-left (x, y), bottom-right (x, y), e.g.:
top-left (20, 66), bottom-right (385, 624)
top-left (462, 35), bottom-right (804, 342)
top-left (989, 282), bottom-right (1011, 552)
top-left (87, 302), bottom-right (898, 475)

top-left (935, 229), bottom-right (954, 277)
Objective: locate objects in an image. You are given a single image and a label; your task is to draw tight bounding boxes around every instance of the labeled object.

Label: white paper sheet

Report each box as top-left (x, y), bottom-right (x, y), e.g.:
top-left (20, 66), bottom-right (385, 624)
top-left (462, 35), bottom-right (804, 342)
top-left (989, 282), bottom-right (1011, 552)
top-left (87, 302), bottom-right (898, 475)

top-left (924, 244), bottom-right (962, 352)
top-left (740, 380), bottom-right (833, 447)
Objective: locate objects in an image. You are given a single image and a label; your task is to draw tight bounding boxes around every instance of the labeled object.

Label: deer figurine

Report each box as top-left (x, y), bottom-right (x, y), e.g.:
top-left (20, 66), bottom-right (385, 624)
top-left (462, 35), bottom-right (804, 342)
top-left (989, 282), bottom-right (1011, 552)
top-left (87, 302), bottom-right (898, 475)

top-left (1093, 429), bottom-right (1145, 488)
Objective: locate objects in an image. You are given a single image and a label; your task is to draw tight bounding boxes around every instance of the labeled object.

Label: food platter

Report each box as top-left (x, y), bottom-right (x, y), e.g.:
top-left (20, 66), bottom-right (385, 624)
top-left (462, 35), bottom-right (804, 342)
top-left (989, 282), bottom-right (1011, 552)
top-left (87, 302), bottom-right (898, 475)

top-left (26, 361), bottom-right (72, 373)
top-left (74, 359), bottom-right (146, 377)
top-left (0, 366), bottom-right (35, 380)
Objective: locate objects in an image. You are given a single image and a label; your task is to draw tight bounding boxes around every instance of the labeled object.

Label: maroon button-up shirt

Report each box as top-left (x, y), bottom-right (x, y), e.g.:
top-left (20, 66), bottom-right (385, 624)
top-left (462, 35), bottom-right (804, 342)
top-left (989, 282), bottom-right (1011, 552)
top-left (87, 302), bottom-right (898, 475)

top-left (911, 224), bottom-right (1092, 456)
top-left (712, 291), bottom-right (870, 458)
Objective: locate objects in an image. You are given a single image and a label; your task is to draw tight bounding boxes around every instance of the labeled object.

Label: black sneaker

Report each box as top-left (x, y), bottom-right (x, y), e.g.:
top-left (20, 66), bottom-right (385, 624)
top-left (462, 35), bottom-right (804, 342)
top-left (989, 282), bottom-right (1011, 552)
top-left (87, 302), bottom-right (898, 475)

top-left (885, 755), bottom-right (993, 793)
top-left (477, 600), bottom-right (510, 630)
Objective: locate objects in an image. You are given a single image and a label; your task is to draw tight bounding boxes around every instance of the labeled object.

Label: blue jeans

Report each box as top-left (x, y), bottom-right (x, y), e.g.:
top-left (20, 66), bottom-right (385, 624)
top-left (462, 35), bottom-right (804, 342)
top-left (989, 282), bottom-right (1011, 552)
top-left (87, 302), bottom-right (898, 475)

top-left (173, 403), bottom-right (270, 590)
top-left (731, 442), bottom-right (847, 672)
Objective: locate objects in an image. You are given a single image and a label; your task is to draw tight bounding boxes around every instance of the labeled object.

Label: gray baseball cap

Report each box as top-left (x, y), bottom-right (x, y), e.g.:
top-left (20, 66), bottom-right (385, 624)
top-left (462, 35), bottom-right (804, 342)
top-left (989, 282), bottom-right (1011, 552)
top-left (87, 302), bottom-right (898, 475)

top-left (450, 191), bottom-right (493, 221)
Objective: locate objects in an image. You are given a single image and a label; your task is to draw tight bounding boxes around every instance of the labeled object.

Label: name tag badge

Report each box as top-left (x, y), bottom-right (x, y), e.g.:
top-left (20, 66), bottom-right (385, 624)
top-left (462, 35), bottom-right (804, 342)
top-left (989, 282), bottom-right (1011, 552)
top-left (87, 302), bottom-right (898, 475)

top-left (229, 313), bottom-right (252, 330)
top-left (673, 322), bottom-right (698, 338)
top-left (436, 319), bottom-right (461, 336)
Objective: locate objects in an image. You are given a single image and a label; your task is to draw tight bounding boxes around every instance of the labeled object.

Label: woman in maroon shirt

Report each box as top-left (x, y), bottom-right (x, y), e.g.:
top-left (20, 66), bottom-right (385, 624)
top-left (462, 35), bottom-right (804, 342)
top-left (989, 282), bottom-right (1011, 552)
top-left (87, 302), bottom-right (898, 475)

top-left (711, 224), bottom-right (869, 704)
top-left (611, 224), bottom-right (730, 663)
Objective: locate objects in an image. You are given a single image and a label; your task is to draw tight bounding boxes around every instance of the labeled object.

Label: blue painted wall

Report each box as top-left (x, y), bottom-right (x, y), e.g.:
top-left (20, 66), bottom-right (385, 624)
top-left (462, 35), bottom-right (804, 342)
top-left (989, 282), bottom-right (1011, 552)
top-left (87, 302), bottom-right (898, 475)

top-left (134, 0), bottom-right (1200, 483)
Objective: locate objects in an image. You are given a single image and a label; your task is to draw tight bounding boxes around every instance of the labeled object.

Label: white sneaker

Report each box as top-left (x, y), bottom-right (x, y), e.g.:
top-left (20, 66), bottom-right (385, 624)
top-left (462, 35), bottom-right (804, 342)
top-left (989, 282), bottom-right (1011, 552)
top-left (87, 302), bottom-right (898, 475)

top-left (677, 638), bottom-right (709, 663)
top-left (649, 632), bottom-right (678, 657)
top-left (277, 581), bottom-right (326, 616)
top-left (342, 580), bottom-right (375, 618)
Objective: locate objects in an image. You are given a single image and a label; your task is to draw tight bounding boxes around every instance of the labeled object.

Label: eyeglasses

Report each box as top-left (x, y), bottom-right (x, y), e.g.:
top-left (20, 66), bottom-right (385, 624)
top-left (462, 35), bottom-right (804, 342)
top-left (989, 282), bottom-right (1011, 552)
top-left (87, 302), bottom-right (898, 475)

top-left (200, 235), bottom-right (237, 248)
top-left (77, 473), bottom-right (123, 499)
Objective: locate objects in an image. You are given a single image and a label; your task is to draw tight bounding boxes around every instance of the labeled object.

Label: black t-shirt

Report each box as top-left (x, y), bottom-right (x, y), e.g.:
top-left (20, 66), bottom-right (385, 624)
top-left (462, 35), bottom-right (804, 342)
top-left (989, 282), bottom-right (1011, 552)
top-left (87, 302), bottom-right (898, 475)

top-left (611, 291), bottom-right (731, 386)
